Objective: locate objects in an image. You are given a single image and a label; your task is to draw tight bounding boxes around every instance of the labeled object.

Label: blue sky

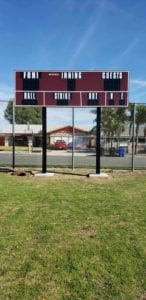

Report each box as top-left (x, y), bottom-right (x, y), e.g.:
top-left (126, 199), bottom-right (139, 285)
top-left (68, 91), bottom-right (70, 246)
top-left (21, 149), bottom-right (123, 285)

top-left (0, 0), bottom-right (146, 130)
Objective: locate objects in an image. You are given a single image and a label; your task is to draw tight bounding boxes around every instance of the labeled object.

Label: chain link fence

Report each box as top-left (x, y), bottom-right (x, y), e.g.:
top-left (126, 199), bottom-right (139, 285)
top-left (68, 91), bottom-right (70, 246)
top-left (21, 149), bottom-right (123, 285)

top-left (0, 100), bottom-right (146, 171)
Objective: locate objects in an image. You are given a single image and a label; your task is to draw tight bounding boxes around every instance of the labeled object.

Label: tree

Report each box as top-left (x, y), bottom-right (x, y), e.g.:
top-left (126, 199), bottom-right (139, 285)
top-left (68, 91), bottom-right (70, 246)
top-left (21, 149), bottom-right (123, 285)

top-left (102, 108), bottom-right (117, 145)
top-left (91, 107), bottom-right (127, 148)
top-left (115, 108), bottom-right (127, 144)
top-left (127, 103), bottom-right (134, 137)
top-left (4, 100), bottom-right (42, 124)
top-left (135, 104), bottom-right (146, 153)
top-left (102, 108), bottom-right (126, 147)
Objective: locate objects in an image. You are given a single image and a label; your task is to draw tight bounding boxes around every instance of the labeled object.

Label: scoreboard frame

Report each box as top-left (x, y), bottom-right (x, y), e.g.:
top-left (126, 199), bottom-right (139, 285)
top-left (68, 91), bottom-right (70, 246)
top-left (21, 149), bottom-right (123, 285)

top-left (15, 70), bottom-right (129, 108)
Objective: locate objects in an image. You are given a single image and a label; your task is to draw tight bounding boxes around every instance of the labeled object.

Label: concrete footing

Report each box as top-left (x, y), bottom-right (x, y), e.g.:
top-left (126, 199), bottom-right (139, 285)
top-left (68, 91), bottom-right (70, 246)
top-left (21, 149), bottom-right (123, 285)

top-left (35, 172), bottom-right (55, 177)
top-left (88, 172), bottom-right (109, 178)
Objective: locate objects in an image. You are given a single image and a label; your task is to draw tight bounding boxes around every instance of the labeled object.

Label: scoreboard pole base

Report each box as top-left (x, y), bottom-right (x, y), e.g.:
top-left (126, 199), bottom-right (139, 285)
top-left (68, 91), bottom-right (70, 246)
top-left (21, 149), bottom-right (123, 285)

top-left (35, 172), bottom-right (54, 177)
top-left (88, 173), bottom-right (109, 178)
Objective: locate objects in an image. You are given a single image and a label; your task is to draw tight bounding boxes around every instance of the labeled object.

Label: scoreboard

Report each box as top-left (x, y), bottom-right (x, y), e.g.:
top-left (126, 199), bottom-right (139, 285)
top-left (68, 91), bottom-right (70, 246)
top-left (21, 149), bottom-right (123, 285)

top-left (15, 70), bottom-right (129, 107)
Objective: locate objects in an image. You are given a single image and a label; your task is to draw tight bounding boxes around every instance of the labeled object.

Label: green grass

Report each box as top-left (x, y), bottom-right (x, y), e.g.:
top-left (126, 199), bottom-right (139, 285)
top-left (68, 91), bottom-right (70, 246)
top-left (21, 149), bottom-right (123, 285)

top-left (0, 146), bottom-right (28, 151)
top-left (0, 146), bottom-right (43, 153)
top-left (0, 172), bottom-right (146, 299)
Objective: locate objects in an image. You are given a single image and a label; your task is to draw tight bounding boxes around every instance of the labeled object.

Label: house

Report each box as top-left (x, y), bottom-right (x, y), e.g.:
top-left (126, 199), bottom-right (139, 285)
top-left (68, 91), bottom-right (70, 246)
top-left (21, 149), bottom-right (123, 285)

top-left (0, 124), bottom-right (42, 147)
top-left (47, 125), bottom-right (90, 148)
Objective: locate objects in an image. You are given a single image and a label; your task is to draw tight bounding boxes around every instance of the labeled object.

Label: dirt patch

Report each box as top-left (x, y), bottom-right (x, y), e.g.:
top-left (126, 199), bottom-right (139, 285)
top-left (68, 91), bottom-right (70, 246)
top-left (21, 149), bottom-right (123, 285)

top-left (10, 169), bottom-right (36, 176)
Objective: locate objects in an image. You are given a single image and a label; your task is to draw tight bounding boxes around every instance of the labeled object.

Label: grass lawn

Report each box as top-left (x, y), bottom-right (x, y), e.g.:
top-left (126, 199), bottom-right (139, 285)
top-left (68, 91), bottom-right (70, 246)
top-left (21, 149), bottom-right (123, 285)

top-left (0, 146), bottom-right (42, 152)
top-left (0, 172), bottom-right (146, 299)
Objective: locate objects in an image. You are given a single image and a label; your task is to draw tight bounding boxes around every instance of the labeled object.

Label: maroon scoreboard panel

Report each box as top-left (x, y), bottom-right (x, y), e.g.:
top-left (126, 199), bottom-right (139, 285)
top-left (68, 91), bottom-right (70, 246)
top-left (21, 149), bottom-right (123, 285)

top-left (15, 71), bottom-right (129, 107)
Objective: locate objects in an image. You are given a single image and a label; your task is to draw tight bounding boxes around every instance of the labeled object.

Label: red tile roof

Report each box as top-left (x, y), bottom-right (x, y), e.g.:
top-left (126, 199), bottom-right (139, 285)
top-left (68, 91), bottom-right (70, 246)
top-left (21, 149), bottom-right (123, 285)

top-left (47, 125), bottom-right (89, 134)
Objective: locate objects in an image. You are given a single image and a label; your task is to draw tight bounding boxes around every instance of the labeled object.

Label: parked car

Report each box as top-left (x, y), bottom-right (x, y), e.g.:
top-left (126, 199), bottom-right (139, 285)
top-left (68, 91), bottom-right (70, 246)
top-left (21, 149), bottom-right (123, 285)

top-left (67, 139), bottom-right (87, 149)
top-left (67, 141), bottom-right (82, 149)
top-left (54, 140), bottom-right (67, 150)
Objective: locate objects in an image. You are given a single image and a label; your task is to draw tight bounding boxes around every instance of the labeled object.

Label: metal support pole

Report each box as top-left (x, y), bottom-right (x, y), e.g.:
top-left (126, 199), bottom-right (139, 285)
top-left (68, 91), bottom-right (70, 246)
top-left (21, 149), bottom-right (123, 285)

top-left (42, 107), bottom-right (47, 173)
top-left (132, 103), bottom-right (136, 172)
top-left (96, 107), bottom-right (101, 174)
top-left (12, 100), bottom-right (15, 169)
top-left (72, 108), bottom-right (75, 170)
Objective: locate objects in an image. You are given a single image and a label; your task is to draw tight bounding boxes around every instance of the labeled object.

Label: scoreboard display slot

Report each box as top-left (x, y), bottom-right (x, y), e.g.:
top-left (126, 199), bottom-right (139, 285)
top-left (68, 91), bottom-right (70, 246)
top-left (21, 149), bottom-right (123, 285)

top-left (20, 72), bottom-right (41, 91)
top-left (67, 79), bottom-right (76, 91)
top-left (104, 79), bottom-right (120, 91)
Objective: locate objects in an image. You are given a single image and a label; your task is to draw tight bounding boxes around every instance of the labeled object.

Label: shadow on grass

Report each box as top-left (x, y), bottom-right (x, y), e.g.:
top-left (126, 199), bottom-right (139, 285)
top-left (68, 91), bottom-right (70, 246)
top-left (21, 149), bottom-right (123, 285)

top-left (52, 170), bottom-right (88, 177)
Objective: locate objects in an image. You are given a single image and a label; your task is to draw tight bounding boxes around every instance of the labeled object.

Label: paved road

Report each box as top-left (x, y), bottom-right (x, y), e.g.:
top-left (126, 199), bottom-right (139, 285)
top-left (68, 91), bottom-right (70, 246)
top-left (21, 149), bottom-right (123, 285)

top-left (0, 151), bottom-right (146, 169)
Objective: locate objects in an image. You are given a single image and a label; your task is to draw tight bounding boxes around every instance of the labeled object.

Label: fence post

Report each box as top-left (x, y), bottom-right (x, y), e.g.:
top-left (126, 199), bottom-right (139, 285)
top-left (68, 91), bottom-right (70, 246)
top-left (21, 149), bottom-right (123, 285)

top-left (132, 103), bottom-right (136, 172)
top-left (72, 108), bottom-right (75, 170)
